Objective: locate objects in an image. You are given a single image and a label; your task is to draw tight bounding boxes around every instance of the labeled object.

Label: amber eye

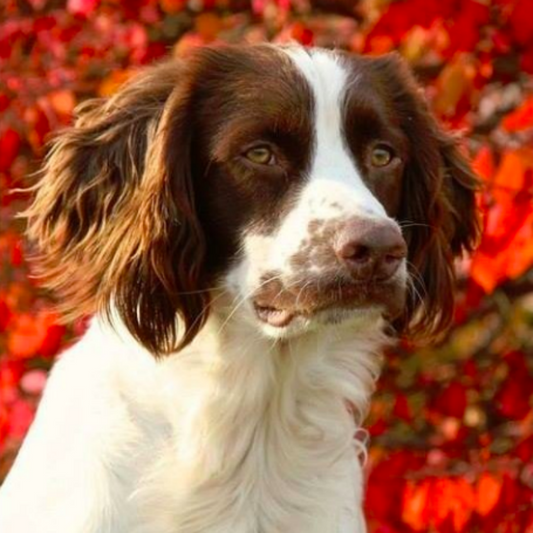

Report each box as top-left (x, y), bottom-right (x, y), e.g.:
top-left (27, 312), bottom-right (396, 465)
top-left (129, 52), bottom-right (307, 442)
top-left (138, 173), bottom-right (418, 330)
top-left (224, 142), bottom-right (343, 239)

top-left (371, 145), bottom-right (394, 167)
top-left (244, 145), bottom-right (275, 165)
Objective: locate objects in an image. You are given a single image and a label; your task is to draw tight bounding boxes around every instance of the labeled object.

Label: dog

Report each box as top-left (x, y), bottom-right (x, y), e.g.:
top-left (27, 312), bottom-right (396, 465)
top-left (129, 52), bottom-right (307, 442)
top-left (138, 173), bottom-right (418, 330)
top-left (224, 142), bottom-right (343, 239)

top-left (0, 44), bottom-right (479, 533)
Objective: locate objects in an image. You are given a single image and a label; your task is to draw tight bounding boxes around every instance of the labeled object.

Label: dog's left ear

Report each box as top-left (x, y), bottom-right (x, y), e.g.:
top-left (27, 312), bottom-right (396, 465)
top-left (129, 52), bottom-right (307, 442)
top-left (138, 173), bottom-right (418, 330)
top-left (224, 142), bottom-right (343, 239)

top-left (367, 54), bottom-right (481, 341)
top-left (26, 60), bottom-right (208, 355)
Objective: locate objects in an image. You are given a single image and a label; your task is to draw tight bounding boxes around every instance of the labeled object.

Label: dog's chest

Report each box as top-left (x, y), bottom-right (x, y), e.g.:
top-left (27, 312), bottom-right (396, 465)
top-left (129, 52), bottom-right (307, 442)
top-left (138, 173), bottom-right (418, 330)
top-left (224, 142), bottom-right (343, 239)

top-left (124, 348), bottom-right (366, 533)
top-left (130, 417), bottom-right (363, 533)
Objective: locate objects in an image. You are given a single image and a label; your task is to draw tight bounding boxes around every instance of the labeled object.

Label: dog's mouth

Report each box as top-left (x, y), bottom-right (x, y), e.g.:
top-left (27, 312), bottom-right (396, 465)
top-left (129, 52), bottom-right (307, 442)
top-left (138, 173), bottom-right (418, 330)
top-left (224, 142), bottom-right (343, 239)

top-left (253, 303), bottom-right (296, 327)
top-left (252, 277), bottom-right (406, 328)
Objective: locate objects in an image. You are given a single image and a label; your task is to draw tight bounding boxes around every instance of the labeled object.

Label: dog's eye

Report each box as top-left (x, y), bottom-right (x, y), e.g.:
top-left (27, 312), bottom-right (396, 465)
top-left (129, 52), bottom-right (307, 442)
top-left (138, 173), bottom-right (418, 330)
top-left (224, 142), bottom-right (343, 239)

top-left (371, 145), bottom-right (394, 167)
top-left (245, 146), bottom-right (275, 166)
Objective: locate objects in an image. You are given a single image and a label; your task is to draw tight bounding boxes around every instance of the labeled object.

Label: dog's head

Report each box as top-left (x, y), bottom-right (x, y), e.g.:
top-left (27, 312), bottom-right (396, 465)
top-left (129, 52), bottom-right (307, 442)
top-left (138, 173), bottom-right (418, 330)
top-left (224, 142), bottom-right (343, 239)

top-left (27, 45), bottom-right (480, 355)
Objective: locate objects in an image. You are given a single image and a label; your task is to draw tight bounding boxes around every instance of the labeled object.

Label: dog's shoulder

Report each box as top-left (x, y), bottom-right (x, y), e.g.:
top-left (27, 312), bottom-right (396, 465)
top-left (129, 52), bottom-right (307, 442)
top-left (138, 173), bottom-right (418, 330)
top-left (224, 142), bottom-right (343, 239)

top-left (0, 319), bottom-right (169, 533)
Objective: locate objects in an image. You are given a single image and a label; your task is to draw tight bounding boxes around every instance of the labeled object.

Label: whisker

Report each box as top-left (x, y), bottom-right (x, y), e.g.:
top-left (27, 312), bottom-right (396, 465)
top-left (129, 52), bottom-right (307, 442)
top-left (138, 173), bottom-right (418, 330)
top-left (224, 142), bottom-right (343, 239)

top-left (398, 222), bottom-right (434, 230)
top-left (294, 278), bottom-right (314, 310)
top-left (215, 275), bottom-right (279, 336)
top-left (405, 260), bottom-right (427, 299)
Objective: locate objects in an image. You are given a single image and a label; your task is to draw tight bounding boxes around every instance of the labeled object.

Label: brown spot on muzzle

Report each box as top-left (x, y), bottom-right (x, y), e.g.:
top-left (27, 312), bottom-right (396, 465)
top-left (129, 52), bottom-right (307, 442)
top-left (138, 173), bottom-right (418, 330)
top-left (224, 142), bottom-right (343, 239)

top-left (258, 215), bottom-right (407, 323)
top-left (291, 216), bottom-right (407, 282)
top-left (290, 218), bottom-right (340, 273)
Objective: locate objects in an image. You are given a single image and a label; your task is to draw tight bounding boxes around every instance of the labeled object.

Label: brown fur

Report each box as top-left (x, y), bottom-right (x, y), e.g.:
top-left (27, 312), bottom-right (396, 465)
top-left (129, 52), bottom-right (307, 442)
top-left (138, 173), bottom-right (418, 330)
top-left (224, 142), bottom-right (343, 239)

top-left (25, 60), bottom-right (208, 355)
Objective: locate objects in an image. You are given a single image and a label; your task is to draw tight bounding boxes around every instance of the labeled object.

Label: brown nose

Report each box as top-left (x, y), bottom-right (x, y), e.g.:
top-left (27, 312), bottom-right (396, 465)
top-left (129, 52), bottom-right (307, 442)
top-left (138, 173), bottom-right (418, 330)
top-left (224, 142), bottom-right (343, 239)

top-left (334, 218), bottom-right (407, 282)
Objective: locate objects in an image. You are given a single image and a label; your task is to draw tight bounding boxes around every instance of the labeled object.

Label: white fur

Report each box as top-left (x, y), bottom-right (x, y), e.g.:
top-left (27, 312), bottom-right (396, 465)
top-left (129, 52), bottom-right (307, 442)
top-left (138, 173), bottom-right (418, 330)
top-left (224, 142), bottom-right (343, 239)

top-left (282, 47), bottom-right (387, 218)
top-left (0, 308), bottom-right (387, 533)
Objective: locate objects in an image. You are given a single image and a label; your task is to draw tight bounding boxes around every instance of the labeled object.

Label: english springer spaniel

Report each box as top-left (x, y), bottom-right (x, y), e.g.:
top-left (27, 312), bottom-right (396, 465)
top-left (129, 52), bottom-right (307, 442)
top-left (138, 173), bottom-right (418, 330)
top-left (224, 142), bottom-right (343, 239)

top-left (0, 45), bottom-right (479, 533)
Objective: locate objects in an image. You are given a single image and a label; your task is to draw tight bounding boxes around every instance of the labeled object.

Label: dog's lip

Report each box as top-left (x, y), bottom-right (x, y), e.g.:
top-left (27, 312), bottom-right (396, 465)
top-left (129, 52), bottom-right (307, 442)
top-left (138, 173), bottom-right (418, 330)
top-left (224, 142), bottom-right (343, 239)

top-left (252, 278), bottom-right (404, 328)
top-left (252, 284), bottom-right (366, 328)
top-left (253, 302), bottom-right (297, 327)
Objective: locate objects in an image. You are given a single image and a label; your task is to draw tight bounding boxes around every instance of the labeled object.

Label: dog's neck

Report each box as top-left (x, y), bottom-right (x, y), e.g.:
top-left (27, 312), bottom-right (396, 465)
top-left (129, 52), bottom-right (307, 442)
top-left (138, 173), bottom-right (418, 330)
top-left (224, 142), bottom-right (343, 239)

top-left (89, 306), bottom-right (387, 531)
top-left (98, 304), bottom-right (388, 468)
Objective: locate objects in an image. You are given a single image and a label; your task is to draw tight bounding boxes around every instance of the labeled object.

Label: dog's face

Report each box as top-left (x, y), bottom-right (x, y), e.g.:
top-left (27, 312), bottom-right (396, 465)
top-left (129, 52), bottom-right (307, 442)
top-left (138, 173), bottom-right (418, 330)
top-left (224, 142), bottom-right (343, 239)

top-left (193, 47), bottom-right (410, 338)
top-left (27, 45), bottom-right (479, 354)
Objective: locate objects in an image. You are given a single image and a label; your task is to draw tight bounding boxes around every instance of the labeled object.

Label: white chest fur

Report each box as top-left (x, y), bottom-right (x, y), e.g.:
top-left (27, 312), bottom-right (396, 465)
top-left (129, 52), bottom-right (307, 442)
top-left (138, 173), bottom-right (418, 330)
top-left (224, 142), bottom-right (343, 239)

top-left (0, 312), bottom-right (385, 533)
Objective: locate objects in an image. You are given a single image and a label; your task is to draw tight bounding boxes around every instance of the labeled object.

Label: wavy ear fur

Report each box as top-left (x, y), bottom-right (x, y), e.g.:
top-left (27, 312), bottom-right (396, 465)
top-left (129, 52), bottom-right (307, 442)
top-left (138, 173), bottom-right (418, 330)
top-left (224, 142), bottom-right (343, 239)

top-left (26, 61), bottom-right (208, 355)
top-left (368, 54), bottom-right (481, 341)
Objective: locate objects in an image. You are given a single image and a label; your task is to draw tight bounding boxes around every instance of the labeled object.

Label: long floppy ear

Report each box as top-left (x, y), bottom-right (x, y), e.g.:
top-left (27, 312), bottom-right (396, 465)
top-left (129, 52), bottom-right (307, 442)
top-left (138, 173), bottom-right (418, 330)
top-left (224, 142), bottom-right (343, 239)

top-left (25, 61), bottom-right (208, 355)
top-left (368, 54), bottom-right (481, 341)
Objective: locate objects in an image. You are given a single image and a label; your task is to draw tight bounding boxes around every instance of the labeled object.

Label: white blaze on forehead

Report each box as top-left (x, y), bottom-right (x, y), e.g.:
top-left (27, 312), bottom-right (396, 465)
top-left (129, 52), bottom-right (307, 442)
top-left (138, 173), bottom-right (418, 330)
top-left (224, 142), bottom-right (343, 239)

top-left (224, 47), bottom-right (402, 315)
top-left (281, 46), bottom-right (387, 218)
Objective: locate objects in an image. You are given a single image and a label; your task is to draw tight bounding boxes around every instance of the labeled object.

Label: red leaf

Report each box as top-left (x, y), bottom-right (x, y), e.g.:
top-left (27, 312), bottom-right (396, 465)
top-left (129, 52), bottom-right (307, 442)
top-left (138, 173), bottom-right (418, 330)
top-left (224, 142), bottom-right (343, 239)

top-left (290, 22), bottom-right (315, 46)
top-left (67, 0), bottom-right (99, 16)
top-left (433, 382), bottom-right (468, 419)
top-left (393, 393), bottom-right (412, 421)
top-left (522, 45), bottom-right (533, 74)
top-left (495, 377), bottom-right (532, 420)
top-left (446, 0), bottom-right (489, 55)
top-left (366, 451), bottom-right (423, 522)
top-left (402, 480), bottom-right (430, 531)
top-left (0, 360), bottom-right (24, 404)
top-left (0, 299), bottom-right (11, 332)
top-left (502, 96), bottom-right (533, 132)
top-left (39, 312), bottom-right (66, 359)
top-left (195, 13), bottom-right (223, 43)
top-left (509, 0), bottom-right (533, 46)
top-left (449, 478), bottom-right (475, 532)
top-left (159, 0), bottom-right (186, 14)
top-left (7, 313), bottom-right (44, 359)
top-left (7, 399), bottom-right (35, 441)
top-left (475, 473), bottom-right (502, 517)
top-left (470, 148), bottom-right (533, 292)
top-left (0, 93), bottom-right (9, 113)
top-left (472, 145), bottom-right (496, 182)
top-left (429, 478), bottom-right (455, 526)
top-left (516, 435), bottom-right (533, 462)
top-left (7, 311), bottom-right (65, 360)
top-left (48, 90), bottom-right (76, 119)
top-left (0, 402), bottom-right (9, 453)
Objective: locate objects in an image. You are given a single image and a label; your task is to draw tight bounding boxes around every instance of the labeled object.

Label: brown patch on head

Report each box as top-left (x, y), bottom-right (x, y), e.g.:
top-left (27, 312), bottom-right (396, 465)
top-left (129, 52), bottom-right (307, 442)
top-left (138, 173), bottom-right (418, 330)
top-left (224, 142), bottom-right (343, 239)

top-left (190, 45), bottom-right (315, 253)
top-left (26, 61), bottom-right (204, 355)
top-left (25, 44), bottom-right (316, 355)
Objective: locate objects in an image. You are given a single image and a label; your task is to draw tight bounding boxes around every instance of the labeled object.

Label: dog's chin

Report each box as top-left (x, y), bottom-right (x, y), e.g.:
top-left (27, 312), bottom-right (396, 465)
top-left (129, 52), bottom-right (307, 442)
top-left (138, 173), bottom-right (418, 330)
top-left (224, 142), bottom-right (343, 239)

top-left (251, 303), bottom-right (390, 340)
top-left (248, 277), bottom-right (407, 340)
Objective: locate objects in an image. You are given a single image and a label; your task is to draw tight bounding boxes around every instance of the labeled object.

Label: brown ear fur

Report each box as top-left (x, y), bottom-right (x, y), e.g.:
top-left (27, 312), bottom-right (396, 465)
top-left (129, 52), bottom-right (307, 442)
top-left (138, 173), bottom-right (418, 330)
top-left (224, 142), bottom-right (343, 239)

top-left (368, 54), bottom-right (481, 341)
top-left (25, 61), bottom-right (208, 355)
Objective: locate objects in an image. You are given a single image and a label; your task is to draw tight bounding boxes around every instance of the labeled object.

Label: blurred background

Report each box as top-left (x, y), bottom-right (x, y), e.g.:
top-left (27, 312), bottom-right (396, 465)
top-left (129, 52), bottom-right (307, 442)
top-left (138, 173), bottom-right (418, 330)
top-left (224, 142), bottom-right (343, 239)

top-left (1, 0), bottom-right (533, 531)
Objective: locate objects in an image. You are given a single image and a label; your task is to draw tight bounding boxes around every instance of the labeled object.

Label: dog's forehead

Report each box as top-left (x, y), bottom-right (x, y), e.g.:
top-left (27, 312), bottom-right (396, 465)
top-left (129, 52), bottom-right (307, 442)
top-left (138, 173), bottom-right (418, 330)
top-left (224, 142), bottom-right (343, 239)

top-left (192, 45), bottom-right (367, 118)
top-left (281, 46), bottom-right (351, 102)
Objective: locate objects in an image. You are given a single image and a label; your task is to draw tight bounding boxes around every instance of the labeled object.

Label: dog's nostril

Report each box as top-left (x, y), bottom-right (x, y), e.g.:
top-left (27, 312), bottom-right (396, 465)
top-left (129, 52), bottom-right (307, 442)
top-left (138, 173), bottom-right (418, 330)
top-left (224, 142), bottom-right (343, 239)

top-left (376, 254), bottom-right (402, 281)
top-left (341, 244), bottom-right (372, 263)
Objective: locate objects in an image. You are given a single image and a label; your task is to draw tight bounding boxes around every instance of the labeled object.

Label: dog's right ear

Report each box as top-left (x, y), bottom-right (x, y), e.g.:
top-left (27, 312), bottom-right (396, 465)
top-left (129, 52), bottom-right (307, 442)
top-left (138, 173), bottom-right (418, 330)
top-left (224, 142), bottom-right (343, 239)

top-left (25, 60), bottom-right (209, 355)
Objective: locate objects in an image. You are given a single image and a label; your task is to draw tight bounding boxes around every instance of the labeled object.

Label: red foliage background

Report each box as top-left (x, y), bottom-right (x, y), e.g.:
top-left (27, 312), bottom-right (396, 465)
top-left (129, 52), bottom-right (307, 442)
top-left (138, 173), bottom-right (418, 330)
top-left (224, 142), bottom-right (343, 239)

top-left (1, 0), bottom-right (533, 531)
